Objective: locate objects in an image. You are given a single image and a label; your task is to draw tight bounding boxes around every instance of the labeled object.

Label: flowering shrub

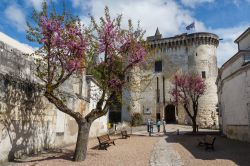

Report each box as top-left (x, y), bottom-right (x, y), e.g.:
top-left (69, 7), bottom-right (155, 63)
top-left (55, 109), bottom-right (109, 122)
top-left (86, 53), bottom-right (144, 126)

top-left (131, 112), bottom-right (143, 126)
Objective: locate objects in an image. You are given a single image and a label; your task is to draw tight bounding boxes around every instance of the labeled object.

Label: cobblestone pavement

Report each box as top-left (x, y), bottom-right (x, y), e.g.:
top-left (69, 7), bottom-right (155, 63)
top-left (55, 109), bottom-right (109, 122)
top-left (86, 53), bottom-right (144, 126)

top-left (150, 138), bottom-right (183, 166)
top-left (130, 124), bottom-right (186, 166)
top-left (148, 125), bottom-right (186, 166)
top-left (147, 124), bottom-right (218, 166)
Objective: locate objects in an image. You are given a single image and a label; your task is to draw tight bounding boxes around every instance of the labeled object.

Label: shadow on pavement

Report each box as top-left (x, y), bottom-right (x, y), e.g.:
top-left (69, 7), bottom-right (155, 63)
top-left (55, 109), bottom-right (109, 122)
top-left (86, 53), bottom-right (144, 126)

top-left (165, 131), bottom-right (250, 166)
top-left (10, 149), bottom-right (74, 163)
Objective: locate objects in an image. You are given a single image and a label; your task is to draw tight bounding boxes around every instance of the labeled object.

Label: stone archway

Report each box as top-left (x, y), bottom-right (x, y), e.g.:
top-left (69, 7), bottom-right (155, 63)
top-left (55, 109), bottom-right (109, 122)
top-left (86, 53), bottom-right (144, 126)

top-left (165, 104), bottom-right (176, 123)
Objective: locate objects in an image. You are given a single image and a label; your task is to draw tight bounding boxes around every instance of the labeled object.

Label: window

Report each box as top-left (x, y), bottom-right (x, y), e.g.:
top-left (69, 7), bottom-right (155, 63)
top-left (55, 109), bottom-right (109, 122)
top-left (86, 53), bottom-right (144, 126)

top-left (244, 54), bottom-right (250, 63)
top-left (156, 77), bottom-right (160, 103)
top-left (202, 71), bottom-right (206, 78)
top-left (127, 76), bottom-right (130, 82)
top-left (155, 60), bottom-right (162, 72)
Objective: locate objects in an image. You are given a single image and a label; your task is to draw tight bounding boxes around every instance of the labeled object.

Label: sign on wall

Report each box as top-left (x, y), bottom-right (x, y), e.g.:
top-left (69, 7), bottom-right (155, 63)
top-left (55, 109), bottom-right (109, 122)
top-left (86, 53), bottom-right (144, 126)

top-left (143, 107), bottom-right (151, 115)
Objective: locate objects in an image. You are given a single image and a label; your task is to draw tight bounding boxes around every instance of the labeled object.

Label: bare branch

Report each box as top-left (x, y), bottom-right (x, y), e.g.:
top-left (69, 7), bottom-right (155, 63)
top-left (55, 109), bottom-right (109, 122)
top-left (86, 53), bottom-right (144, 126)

top-left (44, 91), bottom-right (85, 124)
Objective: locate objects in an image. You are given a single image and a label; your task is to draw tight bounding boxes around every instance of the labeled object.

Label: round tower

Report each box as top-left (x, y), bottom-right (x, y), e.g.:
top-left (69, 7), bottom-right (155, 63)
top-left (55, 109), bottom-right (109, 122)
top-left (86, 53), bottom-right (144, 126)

top-left (187, 32), bottom-right (219, 128)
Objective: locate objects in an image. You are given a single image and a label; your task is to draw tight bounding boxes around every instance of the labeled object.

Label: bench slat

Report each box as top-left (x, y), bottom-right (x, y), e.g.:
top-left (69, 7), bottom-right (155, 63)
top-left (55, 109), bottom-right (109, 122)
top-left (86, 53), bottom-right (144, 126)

top-left (97, 134), bottom-right (115, 150)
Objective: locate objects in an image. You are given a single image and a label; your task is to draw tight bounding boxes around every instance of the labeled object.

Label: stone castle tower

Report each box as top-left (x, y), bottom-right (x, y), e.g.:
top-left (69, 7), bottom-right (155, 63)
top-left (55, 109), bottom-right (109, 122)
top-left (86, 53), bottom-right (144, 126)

top-left (122, 29), bottom-right (219, 128)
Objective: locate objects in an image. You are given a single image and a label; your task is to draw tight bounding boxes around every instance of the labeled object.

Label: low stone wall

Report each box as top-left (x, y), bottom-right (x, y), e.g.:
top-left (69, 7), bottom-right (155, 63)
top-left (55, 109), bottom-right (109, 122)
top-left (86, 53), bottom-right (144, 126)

top-left (226, 125), bottom-right (250, 142)
top-left (0, 74), bottom-right (79, 162)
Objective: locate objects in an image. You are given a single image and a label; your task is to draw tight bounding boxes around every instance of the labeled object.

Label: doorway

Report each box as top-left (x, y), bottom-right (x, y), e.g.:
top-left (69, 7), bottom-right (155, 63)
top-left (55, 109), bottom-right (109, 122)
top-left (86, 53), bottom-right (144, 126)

top-left (165, 104), bottom-right (176, 123)
top-left (156, 113), bottom-right (161, 121)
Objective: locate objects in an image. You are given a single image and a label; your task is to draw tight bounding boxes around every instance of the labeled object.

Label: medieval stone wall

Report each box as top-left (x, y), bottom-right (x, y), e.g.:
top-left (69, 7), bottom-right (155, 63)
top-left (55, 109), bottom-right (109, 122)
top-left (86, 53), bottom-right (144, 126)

top-left (0, 38), bottom-right (110, 162)
top-left (0, 41), bottom-right (83, 162)
top-left (122, 32), bottom-right (219, 128)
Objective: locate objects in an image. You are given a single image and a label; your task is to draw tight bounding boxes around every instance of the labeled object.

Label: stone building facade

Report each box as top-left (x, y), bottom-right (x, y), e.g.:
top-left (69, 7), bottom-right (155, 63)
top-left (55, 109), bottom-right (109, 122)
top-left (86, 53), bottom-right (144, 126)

top-left (122, 29), bottom-right (219, 128)
top-left (0, 34), bottom-right (108, 162)
top-left (86, 75), bottom-right (108, 137)
top-left (217, 27), bottom-right (250, 142)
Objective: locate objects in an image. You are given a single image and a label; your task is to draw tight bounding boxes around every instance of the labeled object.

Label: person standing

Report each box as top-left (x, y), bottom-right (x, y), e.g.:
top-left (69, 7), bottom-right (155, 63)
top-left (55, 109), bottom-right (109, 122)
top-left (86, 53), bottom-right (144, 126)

top-left (157, 120), bottom-right (161, 132)
top-left (147, 119), bottom-right (150, 132)
top-left (150, 120), bottom-right (154, 133)
top-left (149, 119), bottom-right (153, 136)
top-left (162, 118), bottom-right (166, 134)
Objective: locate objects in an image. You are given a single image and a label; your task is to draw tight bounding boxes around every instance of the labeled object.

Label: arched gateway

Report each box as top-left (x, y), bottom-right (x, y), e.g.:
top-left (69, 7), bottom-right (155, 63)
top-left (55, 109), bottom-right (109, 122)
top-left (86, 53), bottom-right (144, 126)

top-left (164, 104), bottom-right (176, 123)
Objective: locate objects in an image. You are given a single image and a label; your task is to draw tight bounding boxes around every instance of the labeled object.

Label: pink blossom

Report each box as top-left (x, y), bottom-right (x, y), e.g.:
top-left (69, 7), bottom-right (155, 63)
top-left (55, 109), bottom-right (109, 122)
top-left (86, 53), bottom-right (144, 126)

top-left (98, 20), bottom-right (118, 56)
top-left (128, 43), bottom-right (146, 64)
top-left (170, 74), bottom-right (206, 105)
top-left (108, 78), bottom-right (123, 89)
top-left (38, 16), bottom-right (87, 75)
top-left (66, 59), bottom-right (83, 72)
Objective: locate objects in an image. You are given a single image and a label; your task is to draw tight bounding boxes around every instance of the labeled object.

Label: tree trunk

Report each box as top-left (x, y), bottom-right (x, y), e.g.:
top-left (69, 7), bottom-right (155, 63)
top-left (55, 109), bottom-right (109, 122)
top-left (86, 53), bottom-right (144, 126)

top-left (191, 118), bottom-right (197, 133)
top-left (8, 149), bottom-right (15, 161)
top-left (73, 122), bottom-right (90, 162)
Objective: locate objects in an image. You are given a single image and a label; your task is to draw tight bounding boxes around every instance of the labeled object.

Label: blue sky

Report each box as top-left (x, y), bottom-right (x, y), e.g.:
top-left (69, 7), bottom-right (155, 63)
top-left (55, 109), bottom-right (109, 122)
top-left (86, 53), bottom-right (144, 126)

top-left (0, 0), bottom-right (250, 66)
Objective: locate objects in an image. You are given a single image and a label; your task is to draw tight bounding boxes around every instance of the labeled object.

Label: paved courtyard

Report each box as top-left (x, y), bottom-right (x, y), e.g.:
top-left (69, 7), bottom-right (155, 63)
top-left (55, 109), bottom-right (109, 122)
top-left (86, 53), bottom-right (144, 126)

top-left (3, 124), bottom-right (250, 166)
top-left (151, 125), bottom-right (250, 166)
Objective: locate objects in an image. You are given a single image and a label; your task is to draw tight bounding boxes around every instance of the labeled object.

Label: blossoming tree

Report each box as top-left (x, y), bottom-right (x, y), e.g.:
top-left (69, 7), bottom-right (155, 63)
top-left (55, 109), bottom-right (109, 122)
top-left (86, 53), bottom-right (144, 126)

top-left (170, 74), bottom-right (206, 133)
top-left (27, 3), bottom-right (147, 161)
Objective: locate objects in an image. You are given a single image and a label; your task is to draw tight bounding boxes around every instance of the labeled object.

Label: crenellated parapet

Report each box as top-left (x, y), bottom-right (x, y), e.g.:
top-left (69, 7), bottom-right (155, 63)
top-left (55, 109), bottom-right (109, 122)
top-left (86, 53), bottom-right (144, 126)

top-left (147, 32), bottom-right (219, 49)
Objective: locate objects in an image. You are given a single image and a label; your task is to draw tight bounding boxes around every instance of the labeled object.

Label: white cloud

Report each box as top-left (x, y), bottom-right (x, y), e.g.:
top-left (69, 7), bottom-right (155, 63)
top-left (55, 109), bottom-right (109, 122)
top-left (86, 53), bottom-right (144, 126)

top-left (72, 0), bottom-right (81, 8)
top-left (216, 42), bottom-right (237, 67)
top-left (71, 0), bottom-right (91, 11)
top-left (25, 0), bottom-right (43, 11)
top-left (180, 0), bottom-right (215, 8)
top-left (73, 0), bottom-right (249, 66)
top-left (211, 25), bottom-right (250, 66)
top-left (4, 4), bottom-right (27, 32)
top-left (25, 0), bottom-right (58, 11)
top-left (80, 0), bottom-right (206, 37)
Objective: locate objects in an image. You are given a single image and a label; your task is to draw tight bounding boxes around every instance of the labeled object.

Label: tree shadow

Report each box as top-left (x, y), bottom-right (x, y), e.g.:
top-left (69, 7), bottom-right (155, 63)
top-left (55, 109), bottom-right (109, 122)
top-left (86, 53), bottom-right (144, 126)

top-left (165, 131), bottom-right (250, 166)
top-left (13, 149), bottom-right (74, 163)
top-left (0, 74), bottom-right (50, 161)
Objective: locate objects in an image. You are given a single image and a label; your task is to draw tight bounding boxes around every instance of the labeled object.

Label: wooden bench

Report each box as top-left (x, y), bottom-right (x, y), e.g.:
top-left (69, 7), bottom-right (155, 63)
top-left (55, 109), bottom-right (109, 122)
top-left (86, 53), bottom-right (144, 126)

top-left (198, 135), bottom-right (216, 150)
top-left (97, 134), bottom-right (115, 150)
top-left (121, 130), bottom-right (130, 139)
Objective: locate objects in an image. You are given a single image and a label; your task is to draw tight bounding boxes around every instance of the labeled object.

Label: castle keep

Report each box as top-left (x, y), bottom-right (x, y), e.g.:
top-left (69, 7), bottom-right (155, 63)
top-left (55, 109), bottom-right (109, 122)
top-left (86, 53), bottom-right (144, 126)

top-left (122, 29), bottom-right (219, 128)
